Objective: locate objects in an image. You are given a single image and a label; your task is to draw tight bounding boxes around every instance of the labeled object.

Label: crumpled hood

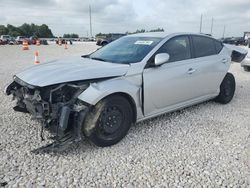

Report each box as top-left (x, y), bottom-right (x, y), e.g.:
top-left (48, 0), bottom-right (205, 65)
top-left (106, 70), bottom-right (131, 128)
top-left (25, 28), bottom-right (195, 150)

top-left (15, 56), bottom-right (130, 87)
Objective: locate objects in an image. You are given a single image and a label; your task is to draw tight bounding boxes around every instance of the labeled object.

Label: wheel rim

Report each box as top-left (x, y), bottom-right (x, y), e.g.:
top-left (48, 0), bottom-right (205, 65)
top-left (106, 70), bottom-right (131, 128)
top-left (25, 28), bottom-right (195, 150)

top-left (98, 106), bottom-right (123, 135)
top-left (224, 79), bottom-right (232, 97)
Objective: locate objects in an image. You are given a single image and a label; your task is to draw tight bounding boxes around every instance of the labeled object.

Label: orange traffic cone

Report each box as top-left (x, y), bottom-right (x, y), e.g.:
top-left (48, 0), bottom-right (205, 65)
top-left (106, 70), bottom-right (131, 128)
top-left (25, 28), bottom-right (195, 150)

top-left (36, 40), bottom-right (40, 46)
top-left (64, 42), bottom-right (68, 49)
top-left (34, 51), bottom-right (40, 64)
top-left (22, 40), bottom-right (29, 50)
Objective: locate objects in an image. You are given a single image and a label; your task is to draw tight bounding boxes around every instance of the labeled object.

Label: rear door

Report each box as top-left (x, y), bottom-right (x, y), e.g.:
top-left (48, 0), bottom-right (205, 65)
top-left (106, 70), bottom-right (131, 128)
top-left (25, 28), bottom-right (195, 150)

top-left (190, 35), bottom-right (231, 96)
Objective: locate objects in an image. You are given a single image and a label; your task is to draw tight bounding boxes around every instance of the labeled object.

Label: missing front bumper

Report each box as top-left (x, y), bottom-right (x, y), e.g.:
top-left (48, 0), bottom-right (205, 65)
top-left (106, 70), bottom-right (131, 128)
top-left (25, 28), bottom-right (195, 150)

top-left (32, 108), bottom-right (88, 153)
top-left (5, 79), bottom-right (91, 153)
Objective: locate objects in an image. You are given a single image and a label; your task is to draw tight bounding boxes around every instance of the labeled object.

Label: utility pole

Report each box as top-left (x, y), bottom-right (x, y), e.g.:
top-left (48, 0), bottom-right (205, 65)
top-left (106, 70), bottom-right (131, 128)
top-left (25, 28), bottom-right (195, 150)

top-left (199, 14), bottom-right (203, 33)
top-left (89, 5), bottom-right (93, 38)
top-left (222, 25), bottom-right (226, 39)
top-left (210, 17), bottom-right (214, 36)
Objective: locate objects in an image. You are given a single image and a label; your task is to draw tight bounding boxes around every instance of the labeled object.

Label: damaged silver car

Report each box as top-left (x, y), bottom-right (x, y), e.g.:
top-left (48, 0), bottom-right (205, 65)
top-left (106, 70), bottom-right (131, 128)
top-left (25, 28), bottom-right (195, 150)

top-left (4, 32), bottom-right (247, 152)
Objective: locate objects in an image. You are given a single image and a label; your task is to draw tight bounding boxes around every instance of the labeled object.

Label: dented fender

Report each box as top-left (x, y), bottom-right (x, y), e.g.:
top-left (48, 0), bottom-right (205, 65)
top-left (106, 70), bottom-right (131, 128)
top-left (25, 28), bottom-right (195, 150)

top-left (77, 76), bottom-right (144, 120)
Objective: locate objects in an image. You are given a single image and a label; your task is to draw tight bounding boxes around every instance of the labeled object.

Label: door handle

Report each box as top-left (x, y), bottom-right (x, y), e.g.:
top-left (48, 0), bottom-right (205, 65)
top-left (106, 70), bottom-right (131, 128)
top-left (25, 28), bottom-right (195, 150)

top-left (221, 59), bottom-right (227, 64)
top-left (187, 68), bottom-right (196, 74)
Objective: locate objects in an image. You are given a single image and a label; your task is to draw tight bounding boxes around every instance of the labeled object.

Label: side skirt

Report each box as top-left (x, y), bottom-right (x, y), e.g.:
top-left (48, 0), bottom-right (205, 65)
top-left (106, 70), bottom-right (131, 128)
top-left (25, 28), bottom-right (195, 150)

top-left (136, 94), bottom-right (218, 123)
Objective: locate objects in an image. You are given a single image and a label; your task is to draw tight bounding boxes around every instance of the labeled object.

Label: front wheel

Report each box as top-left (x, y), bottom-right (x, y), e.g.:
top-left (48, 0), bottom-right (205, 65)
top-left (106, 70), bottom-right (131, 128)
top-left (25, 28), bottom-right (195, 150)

top-left (214, 72), bottom-right (235, 104)
top-left (83, 95), bottom-right (133, 147)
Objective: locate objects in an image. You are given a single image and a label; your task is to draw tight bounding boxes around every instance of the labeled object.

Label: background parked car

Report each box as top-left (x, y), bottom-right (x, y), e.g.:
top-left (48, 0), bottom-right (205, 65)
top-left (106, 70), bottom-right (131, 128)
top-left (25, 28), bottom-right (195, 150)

top-left (16, 36), bottom-right (28, 44)
top-left (0, 35), bottom-right (11, 43)
top-left (40, 39), bottom-right (49, 45)
top-left (0, 39), bottom-right (7, 45)
top-left (28, 37), bottom-right (48, 45)
top-left (246, 38), bottom-right (250, 48)
top-left (8, 37), bottom-right (18, 45)
top-left (221, 37), bottom-right (247, 46)
top-left (241, 47), bottom-right (250, 71)
top-left (55, 38), bottom-right (72, 45)
top-left (29, 36), bottom-right (38, 45)
top-left (96, 33), bottom-right (126, 46)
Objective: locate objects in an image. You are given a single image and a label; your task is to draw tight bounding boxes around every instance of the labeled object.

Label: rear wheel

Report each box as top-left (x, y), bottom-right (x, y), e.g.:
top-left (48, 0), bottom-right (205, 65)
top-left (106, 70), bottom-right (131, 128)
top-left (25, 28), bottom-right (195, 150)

top-left (83, 95), bottom-right (133, 147)
top-left (214, 73), bottom-right (235, 104)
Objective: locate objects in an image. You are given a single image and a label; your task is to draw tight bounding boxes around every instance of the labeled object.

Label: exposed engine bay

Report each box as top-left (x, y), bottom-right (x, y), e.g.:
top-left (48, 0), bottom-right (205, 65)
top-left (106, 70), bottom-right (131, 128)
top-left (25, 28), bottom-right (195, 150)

top-left (5, 76), bottom-right (91, 153)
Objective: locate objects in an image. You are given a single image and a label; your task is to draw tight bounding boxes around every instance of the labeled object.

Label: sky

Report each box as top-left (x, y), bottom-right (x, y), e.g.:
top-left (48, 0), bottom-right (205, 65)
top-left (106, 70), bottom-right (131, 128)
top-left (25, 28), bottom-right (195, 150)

top-left (0, 0), bottom-right (250, 38)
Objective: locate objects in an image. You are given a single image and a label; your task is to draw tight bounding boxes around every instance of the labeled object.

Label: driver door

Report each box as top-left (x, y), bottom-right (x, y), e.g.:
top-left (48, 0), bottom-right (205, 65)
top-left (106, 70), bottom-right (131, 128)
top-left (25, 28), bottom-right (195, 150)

top-left (143, 35), bottom-right (201, 116)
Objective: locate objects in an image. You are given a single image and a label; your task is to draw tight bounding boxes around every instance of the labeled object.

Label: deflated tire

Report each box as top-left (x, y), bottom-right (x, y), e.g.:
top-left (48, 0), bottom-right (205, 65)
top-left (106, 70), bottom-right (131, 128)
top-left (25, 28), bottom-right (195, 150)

top-left (83, 95), bottom-right (133, 147)
top-left (215, 72), bottom-right (235, 104)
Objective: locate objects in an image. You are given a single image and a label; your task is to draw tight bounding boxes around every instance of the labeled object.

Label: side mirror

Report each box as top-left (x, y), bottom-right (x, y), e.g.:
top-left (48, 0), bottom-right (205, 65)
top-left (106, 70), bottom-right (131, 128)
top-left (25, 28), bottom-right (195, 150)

top-left (154, 53), bottom-right (170, 66)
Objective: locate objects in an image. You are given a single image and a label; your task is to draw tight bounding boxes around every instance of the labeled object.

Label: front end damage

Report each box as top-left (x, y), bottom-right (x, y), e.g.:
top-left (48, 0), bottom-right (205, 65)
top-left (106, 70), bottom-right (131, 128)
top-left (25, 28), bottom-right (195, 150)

top-left (5, 76), bottom-right (90, 152)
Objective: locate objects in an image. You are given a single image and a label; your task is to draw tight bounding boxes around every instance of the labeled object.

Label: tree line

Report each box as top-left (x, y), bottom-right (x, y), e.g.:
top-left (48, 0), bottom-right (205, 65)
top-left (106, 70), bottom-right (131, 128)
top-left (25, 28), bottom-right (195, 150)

top-left (96, 28), bottom-right (164, 38)
top-left (63, 33), bottom-right (79, 38)
top-left (0, 23), bottom-right (54, 38)
top-left (126, 28), bottom-right (164, 34)
top-left (0, 24), bottom-right (164, 38)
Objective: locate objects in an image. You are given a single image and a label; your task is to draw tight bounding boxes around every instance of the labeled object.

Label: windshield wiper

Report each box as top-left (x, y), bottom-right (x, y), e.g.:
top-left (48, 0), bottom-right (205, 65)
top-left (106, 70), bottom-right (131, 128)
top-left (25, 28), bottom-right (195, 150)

top-left (81, 54), bottom-right (89, 58)
top-left (90, 57), bottom-right (107, 62)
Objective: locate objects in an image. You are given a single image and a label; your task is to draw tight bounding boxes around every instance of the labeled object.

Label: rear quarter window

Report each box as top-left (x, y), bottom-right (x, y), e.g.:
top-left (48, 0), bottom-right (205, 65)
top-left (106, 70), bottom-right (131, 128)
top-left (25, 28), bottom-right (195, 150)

top-left (214, 40), bottom-right (223, 53)
top-left (192, 36), bottom-right (217, 58)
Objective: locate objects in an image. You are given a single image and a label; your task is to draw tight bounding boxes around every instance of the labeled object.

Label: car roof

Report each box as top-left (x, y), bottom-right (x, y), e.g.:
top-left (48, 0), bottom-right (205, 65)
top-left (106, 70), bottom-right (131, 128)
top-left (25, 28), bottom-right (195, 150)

top-left (128, 32), bottom-right (215, 39)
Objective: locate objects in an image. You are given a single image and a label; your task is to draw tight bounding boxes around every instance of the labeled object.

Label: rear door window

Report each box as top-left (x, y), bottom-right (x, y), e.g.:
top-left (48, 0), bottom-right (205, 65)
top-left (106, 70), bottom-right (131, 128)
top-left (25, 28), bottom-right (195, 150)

top-left (192, 36), bottom-right (217, 57)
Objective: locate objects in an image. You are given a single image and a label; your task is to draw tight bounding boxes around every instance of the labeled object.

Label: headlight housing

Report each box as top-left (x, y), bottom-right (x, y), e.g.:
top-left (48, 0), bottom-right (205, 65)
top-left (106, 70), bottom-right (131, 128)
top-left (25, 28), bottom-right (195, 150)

top-left (47, 83), bottom-right (89, 104)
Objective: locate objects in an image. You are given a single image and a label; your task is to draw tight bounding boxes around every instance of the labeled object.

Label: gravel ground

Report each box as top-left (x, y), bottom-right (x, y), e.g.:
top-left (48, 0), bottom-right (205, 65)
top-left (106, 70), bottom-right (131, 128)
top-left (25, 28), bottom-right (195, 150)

top-left (0, 44), bottom-right (249, 187)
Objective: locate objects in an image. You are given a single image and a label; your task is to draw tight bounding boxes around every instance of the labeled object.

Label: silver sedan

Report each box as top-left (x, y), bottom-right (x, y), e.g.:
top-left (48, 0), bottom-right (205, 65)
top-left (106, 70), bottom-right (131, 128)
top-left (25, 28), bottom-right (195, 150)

top-left (4, 32), bottom-right (247, 152)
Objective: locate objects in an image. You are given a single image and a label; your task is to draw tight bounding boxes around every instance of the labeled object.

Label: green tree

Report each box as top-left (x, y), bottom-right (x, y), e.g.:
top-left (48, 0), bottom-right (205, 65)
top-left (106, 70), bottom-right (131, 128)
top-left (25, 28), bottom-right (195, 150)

top-left (30, 23), bottom-right (39, 37)
top-left (95, 32), bottom-right (103, 37)
top-left (8, 31), bottom-right (21, 37)
top-left (0, 23), bottom-right (54, 37)
top-left (7, 24), bottom-right (23, 36)
top-left (37, 24), bottom-right (53, 38)
top-left (63, 33), bottom-right (79, 38)
top-left (0, 25), bottom-right (8, 35)
top-left (150, 28), bottom-right (164, 32)
top-left (70, 33), bottom-right (79, 38)
top-left (135, 29), bottom-right (146, 33)
top-left (63, 34), bottom-right (71, 38)
top-left (19, 23), bottom-right (33, 37)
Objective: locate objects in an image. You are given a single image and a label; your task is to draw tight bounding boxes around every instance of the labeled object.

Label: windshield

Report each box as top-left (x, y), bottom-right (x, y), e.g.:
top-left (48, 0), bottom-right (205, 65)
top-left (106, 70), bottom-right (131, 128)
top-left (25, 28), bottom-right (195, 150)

top-left (2, 35), bottom-right (10, 39)
top-left (88, 36), bottom-right (162, 64)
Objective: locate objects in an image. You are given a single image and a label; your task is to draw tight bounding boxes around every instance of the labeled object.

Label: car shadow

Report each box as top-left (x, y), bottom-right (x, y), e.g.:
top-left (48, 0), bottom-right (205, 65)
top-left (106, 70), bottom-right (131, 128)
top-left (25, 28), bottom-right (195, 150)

top-left (41, 100), bottom-right (217, 156)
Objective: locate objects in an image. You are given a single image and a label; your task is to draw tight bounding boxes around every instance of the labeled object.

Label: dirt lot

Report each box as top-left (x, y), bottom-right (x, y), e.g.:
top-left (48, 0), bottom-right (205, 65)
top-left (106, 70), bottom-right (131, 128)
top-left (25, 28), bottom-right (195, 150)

top-left (0, 44), bottom-right (249, 187)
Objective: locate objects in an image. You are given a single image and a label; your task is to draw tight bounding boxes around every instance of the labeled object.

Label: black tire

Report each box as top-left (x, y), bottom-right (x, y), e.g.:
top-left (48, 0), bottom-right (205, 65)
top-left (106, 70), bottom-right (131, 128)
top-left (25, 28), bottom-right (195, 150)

top-left (243, 66), bottom-right (250, 72)
top-left (101, 41), bottom-right (108, 46)
top-left (83, 95), bottom-right (133, 147)
top-left (214, 73), bottom-right (235, 104)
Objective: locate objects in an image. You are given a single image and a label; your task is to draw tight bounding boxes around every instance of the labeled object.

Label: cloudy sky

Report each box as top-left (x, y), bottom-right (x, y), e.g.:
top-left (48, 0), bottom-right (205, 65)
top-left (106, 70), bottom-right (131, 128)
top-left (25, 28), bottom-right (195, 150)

top-left (0, 0), bottom-right (250, 38)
